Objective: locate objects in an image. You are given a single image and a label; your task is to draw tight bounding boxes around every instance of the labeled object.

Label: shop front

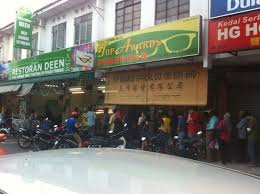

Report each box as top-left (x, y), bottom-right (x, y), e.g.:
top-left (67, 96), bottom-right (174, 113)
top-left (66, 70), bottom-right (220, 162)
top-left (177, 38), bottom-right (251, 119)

top-left (209, 9), bottom-right (260, 119)
top-left (0, 43), bottom-right (100, 124)
top-left (208, 3), bottom-right (260, 162)
top-left (95, 15), bottom-right (208, 129)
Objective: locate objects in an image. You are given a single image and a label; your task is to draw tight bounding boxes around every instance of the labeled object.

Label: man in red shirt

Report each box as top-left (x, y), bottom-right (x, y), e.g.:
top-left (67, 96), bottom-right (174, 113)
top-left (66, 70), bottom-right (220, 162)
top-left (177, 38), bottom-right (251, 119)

top-left (187, 109), bottom-right (201, 138)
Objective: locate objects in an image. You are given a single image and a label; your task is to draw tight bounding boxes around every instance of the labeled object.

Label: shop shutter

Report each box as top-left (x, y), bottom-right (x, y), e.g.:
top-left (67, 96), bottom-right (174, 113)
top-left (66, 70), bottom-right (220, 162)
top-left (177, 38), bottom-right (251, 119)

top-left (230, 87), bottom-right (260, 121)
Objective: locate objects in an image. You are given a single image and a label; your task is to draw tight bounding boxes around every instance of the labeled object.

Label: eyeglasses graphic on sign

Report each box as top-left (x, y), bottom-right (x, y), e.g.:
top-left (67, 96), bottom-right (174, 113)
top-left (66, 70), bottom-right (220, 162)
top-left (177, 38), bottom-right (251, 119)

top-left (161, 32), bottom-right (197, 54)
top-left (141, 32), bottom-right (197, 58)
top-left (96, 32), bottom-right (197, 58)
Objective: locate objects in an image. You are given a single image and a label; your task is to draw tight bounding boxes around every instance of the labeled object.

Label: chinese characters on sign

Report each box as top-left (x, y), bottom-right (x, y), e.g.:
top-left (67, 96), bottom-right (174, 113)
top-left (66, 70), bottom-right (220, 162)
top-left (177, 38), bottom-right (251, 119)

top-left (14, 7), bottom-right (33, 49)
top-left (105, 64), bottom-right (208, 106)
top-left (209, 11), bottom-right (260, 54)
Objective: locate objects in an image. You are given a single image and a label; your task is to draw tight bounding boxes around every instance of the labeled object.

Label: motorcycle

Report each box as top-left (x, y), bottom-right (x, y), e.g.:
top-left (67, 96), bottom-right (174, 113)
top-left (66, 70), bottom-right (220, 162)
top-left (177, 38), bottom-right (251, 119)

top-left (17, 119), bottom-right (43, 149)
top-left (33, 124), bottom-right (64, 151)
top-left (17, 127), bottom-right (36, 148)
top-left (173, 131), bottom-right (206, 160)
top-left (0, 118), bottom-right (17, 137)
top-left (84, 123), bottom-right (128, 149)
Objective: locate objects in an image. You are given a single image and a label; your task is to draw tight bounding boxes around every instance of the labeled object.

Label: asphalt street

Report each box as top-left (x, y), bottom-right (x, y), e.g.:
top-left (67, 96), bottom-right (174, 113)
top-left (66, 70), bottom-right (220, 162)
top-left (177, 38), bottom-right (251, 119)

top-left (0, 137), bottom-right (30, 155)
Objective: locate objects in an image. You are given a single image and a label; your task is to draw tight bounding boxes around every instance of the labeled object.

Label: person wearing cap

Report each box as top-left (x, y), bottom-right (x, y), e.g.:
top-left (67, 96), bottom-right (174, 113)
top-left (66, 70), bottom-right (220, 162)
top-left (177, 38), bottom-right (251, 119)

top-left (66, 111), bottom-right (82, 148)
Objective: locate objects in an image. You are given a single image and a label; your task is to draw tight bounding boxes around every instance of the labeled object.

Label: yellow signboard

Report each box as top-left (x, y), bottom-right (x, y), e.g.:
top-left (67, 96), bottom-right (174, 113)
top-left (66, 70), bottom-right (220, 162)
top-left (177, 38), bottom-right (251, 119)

top-left (105, 64), bottom-right (208, 106)
top-left (96, 16), bottom-right (201, 68)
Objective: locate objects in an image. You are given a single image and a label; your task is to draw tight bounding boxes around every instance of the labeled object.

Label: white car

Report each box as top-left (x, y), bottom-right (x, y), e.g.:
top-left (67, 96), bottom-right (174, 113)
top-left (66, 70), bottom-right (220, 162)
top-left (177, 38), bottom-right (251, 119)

top-left (0, 149), bottom-right (259, 194)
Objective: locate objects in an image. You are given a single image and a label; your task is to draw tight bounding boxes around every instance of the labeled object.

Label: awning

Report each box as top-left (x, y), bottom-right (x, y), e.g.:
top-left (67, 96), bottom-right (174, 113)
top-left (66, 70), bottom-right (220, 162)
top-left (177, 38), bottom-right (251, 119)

top-left (17, 84), bottom-right (34, 96)
top-left (0, 71), bottom-right (94, 87)
top-left (0, 85), bottom-right (21, 94)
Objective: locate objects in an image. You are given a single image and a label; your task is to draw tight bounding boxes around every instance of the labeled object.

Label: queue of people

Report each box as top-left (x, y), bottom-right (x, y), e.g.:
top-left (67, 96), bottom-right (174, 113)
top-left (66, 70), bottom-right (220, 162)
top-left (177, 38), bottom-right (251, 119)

top-left (43, 105), bottom-right (260, 165)
top-left (134, 108), bottom-right (260, 166)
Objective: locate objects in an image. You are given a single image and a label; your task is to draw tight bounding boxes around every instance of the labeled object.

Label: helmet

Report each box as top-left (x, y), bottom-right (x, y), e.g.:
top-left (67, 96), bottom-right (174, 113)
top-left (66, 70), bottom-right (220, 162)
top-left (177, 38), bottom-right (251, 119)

top-left (71, 111), bottom-right (79, 117)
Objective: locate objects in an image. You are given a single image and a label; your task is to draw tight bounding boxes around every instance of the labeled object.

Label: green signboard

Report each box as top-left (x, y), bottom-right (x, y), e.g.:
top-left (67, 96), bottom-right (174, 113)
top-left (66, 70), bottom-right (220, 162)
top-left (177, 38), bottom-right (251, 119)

top-left (14, 7), bottom-right (33, 49)
top-left (96, 16), bottom-right (201, 68)
top-left (8, 48), bottom-right (72, 80)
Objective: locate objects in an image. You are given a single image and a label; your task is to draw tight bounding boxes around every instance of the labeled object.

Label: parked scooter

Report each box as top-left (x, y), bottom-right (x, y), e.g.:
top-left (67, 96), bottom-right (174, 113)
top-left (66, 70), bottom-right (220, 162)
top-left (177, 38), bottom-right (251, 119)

top-left (84, 123), bottom-right (128, 149)
top-left (173, 131), bottom-right (205, 160)
top-left (0, 118), bottom-right (17, 137)
top-left (33, 124), bottom-right (65, 151)
top-left (17, 127), bottom-right (36, 148)
top-left (17, 118), bottom-right (45, 149)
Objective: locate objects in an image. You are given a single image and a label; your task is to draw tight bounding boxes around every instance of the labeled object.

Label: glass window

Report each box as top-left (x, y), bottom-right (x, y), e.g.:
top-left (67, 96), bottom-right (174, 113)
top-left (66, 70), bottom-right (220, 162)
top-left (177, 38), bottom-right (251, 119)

top-left (155, 0), bottom-right (190, 24)
top-left (27, 33), bottom-right (39, 57)
top-left (115, 0), bottom-right (141, 35)
top-left (74, 13), bottom-right (92, 46)
top-left (52, 22), bottom-right (66, 51)
top-left (14, 48), bottom-right (22, 60)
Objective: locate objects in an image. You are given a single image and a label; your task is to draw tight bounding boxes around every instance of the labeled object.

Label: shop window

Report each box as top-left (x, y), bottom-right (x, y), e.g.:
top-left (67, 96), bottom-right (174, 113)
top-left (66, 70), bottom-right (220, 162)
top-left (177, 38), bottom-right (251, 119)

top-left (74, 13), bottom-right (92, 46)
top-left (155, 0), bottom-right (190, 25)
top-left (27, 33), bottom-right (39, 57)
top-left (52, 22), bottom-right (66, 51)
top-left (14, 48), bottom-right (22, 61)
top-left (115, 0), bottom-right (141, 35)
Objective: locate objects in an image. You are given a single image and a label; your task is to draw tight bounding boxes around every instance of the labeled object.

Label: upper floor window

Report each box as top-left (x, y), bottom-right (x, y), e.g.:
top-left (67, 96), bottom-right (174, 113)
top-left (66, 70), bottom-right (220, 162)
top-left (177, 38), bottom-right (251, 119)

top-left (0, 47), bottom-right (2, 61)
top-left (115, 0), bottom-right (141, 35)
top-left (27, 33), bottom-right (39, 57)
top-left (14, 48), bottom-right (22, 61)
top-left (52, 22), bottom-right (66, 51)
top-left (74, 13), bottom-right (92, 45)
top-left (155, 0), bottom-right (190, 25)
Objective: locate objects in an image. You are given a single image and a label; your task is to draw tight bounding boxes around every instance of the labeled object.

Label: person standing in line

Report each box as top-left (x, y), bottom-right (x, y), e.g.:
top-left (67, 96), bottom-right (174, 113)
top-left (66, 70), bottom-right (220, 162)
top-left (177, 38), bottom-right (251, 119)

top-left (109, 108), bottom-right (117, 132)
top-left (160, 112), bottom-right (171, 153)
top-left (246, 113), bottom-right (260, 166)
top-left (187, 109), bottom-right (201, 138)
top-left (138, 112), bottom-right (146, 131)
top-left (87, 106), bottom-right (96, 136)
top-left (176, 112), bottom-right (186, 155)
top-left (236, 111), bottom-right (248, 163)
top-left (80, 107), bottom-right (88, 130)
top-left (218, 112), bottom-right (233, 165)
top-left (102, 108), bottom-right (110, 133)
top-left (206, 110), bottom-right (219, 162)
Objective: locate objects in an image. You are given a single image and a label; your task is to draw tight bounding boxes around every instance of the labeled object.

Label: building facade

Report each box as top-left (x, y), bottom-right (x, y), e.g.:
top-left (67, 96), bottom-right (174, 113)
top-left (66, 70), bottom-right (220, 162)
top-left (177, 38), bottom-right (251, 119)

top-left (0, 0), bottom-right (259, 122)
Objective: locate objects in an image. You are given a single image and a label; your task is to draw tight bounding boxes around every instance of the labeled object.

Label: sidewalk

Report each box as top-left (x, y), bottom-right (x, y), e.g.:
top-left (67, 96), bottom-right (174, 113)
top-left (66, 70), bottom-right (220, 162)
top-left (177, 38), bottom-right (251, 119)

top-left (212, 161), bottom-right (260, 176)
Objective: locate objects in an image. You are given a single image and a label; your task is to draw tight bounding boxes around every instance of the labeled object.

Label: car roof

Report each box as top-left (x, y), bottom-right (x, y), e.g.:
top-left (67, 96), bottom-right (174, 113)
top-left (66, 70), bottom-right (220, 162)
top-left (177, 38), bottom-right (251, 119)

top-left (0, 149), bottom-right (259, 194)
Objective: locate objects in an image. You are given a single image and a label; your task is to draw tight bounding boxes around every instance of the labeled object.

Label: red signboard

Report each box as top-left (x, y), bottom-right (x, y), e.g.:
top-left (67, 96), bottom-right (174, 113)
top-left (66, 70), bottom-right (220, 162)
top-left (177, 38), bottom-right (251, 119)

top-left (209, 10), bottom-right (260, 54)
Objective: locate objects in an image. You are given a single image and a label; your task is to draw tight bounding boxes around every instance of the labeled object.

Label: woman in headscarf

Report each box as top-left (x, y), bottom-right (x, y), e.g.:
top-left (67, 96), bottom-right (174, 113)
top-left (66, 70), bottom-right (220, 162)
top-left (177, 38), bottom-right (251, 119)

top-left (218, 112), bottom-right (233, 164)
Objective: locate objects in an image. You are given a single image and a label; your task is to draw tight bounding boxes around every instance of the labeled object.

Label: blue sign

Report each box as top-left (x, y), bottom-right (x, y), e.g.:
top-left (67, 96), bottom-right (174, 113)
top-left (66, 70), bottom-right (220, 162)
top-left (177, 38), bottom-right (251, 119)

top-left (210, 0), bottom-right (260, 19)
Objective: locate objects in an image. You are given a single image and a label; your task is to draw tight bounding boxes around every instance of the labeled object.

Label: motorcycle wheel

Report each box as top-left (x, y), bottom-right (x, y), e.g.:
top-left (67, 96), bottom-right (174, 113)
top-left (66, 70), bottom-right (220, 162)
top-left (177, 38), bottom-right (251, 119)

top-left (57, 143), bottom-right (70, 149)
top-left (34, 139), bottom-right (50, 151)
top-left (17, 135), bottom-right (32, 148)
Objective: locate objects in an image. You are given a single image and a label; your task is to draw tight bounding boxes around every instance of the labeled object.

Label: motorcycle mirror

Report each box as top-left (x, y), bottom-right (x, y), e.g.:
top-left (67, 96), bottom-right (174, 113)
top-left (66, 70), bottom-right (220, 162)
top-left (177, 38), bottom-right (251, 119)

top-left (174, 136), bottom-right (179, 139)
top-left (141, 137), bottom-right (146, 141)
top-left (197, 131), bottom-right (202, 135)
